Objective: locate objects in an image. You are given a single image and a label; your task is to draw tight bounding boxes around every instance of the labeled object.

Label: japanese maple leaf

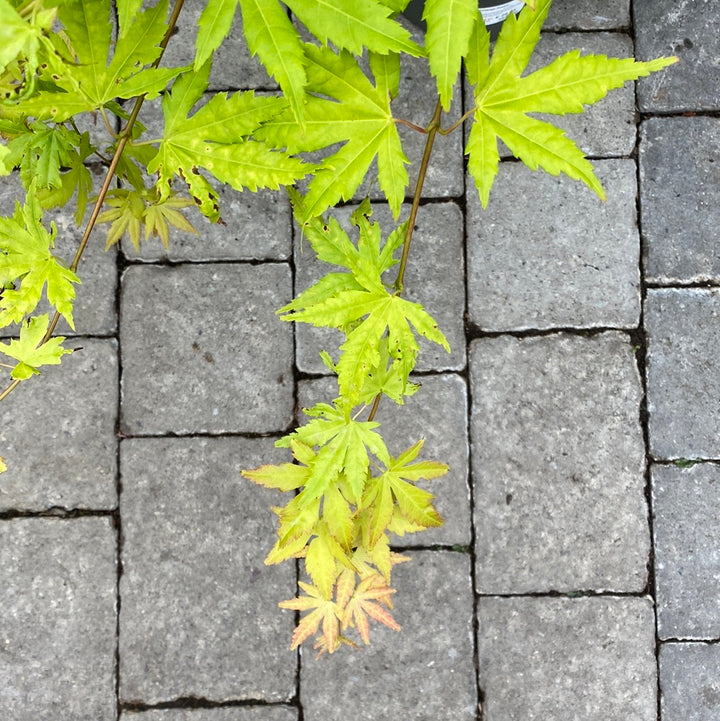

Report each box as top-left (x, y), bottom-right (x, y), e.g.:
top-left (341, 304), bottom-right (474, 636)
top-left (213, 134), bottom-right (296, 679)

top-left (147, 62), bottom-right (310, 222)
top-left (361, 439), bottom-right (446, 548)
top-left (277, 399), bottom-right (390, 507)
top-left (14, 0), bottom-right (184, 122)
top-left (465, 0), bottom-right (677, 206)
top-left (279, 581), bottom-right (342, 653)
top-left (342, 573), bottom-right (400, 645)
top-left (0, 314), bottom-right (72, 380)
top-left (257, 43), bottom-right (409, 221)
top-left (279, 203), bottom-right (449, 404)
top-left (0, 192), bottom-right (79, 328)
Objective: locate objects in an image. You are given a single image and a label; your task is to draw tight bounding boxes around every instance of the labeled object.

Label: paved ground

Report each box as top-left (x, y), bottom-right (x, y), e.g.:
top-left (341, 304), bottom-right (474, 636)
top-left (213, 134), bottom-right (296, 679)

top-left (2, 0), bottom-right (720, 719)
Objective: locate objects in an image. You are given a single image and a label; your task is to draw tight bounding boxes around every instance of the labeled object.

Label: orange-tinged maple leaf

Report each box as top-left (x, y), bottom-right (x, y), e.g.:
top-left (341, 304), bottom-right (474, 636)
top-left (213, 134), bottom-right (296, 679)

top-left (279, 581), bottom-right (342, 652)
top-left (342, 573), bottom-right (400, 645)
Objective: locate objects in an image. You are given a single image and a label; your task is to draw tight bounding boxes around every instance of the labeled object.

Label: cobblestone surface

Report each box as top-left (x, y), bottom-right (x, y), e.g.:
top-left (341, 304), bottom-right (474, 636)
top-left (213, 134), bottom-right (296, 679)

top-left (0, 2), bottom-right (716, 720)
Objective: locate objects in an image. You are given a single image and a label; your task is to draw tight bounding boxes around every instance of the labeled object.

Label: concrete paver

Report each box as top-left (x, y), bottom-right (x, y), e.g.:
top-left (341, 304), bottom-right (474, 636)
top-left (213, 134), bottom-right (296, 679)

top-left (466, 160), bottom-right (640, 331)
top-left (120, 263), bottom-right (294, 435)
top-left (477, 596), bottom-right (657, 721)
top-left (645, 289), bottom-right (720, 460)
top-left (652, 463), bottom-right (720, 639)
top-left (470, 333), bottom-right (648, 594)
top-left (640, 117), bottom-right (720, 284)
top-left (0, 339), bottom-right (118, 511)
top-left (0, 518), bottom-right (117, 721)
top-left (119, 437), bottom-right (297, 705)
top-left (660, 642), bottom-right (720, 721)
top-left (545, 0), bottom-right (630, 29)
top-left (635, 0), bottom-right (720, 112)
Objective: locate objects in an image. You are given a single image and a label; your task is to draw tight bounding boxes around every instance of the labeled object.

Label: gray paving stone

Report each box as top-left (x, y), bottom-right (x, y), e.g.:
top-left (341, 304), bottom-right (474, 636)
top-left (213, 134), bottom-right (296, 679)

top-left (640, 117), bottom-right (720, 284)
top-left (0, 339), bottom-right (118, 511)
top-left (545, 0), bottom-right (630, 30)
top-left (470, 332), bottom-right (648, 594)
top-left (121, 709), bottom-right (298, 721)
top-left (660, 642), bottom-right (720, 721)
top-left (119, 437), bottom-right (297, 705)
top-left (652, 463), bottom-right (720, 639)
top-left (301, 551), bottom-right (476, 721)
top-left (0, 517), bottom-right (117, 721)
top-left (466, 160), bottom-right (640, 331)
top-left (295, 202), bottom-right (465, 374)
top-left (526, 33), bottom-right (638, 157)
top-left (645, 289), bottom-right (720, 460)
top-left (0, 172), bottom-right (118, 336)
top-left (635, 0), bottom-right (719, 112)
top-left (477, 596), bottom-right (656, 721)
top-left (297, 373), bottom-right (471, 547)
top-left (161, 0), bottom-right (274, 91)
top-left (124, 97), bottom-right (293, 263)
top-left (120, 263), bottom-right (293, 435)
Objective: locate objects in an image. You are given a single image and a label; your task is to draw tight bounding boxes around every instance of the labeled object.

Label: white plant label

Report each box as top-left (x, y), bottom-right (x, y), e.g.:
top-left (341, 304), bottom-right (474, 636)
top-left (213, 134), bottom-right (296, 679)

top-left (480, 1), bottom-right (526, 25)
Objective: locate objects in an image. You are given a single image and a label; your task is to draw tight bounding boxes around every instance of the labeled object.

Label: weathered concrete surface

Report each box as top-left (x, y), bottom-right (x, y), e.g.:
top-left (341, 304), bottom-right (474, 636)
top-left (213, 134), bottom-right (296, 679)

top-left (477, 596), bottom-right (657, 721)
top-left (119, 437), bottom-right (297, 705)
top-left (0, 518), bottom-right (117, 721)
top-left (470, 333), bottom-right (648, 594)
top-left (653, 463), bottom-right (720, 639)
top-left (120, 263), bottom-right (294, 435)
top-left (645, 289), bottom-right (720, 460)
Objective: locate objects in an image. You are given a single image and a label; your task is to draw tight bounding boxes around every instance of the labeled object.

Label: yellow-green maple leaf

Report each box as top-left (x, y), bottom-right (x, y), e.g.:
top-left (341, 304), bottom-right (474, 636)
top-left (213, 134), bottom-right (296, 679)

top-left (257, 44), bottom-right (409, 221)
top-left (465, 0), bottom-right (677, 206)
top-left (0, 192), bottom-right (79, 328)
top-left (0, 314), bottom-right (72, 380)
top-left (147, 62), bottom-right (310, 223)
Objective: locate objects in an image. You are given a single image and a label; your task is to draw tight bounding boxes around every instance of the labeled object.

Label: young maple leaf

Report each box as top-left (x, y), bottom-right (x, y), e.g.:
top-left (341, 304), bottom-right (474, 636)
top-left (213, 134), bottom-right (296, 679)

top-left (465, 0), bottom-right (678, 206)
top-left (0, 191), bottom-right (80, 328)
top-left (97, 188), bottom-right (198, 251)
top-left (361, 439), bottom-right (446, 548)
top-left (279, 206), bottom-right (449, 404)
top-left (277, 399), bottom-right (390, 507)
top-left (279, 581), bottom-right (343, 653)
top-left (257, 44), bottom-right (410, 221)
top-left (0, 314), bottom-right (72, 380)
top-left (342, 573), bottom-right (400, 645)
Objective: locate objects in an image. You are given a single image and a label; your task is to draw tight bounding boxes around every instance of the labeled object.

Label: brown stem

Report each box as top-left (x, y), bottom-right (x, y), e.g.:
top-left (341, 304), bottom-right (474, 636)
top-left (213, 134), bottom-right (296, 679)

top-left (367, 97), bottom-right (444, 424)
top-left (392, 98), bottom-right (443, 294)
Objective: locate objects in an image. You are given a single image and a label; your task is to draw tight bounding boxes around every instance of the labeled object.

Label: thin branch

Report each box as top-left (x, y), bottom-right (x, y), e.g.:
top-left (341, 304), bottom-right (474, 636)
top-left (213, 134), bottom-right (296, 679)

top-left (394, 117), bottom-right (428, 134)
top-left (392, 98), bottom-right (443, 295)
top-left (367, 97), bottom-right (444, 424)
